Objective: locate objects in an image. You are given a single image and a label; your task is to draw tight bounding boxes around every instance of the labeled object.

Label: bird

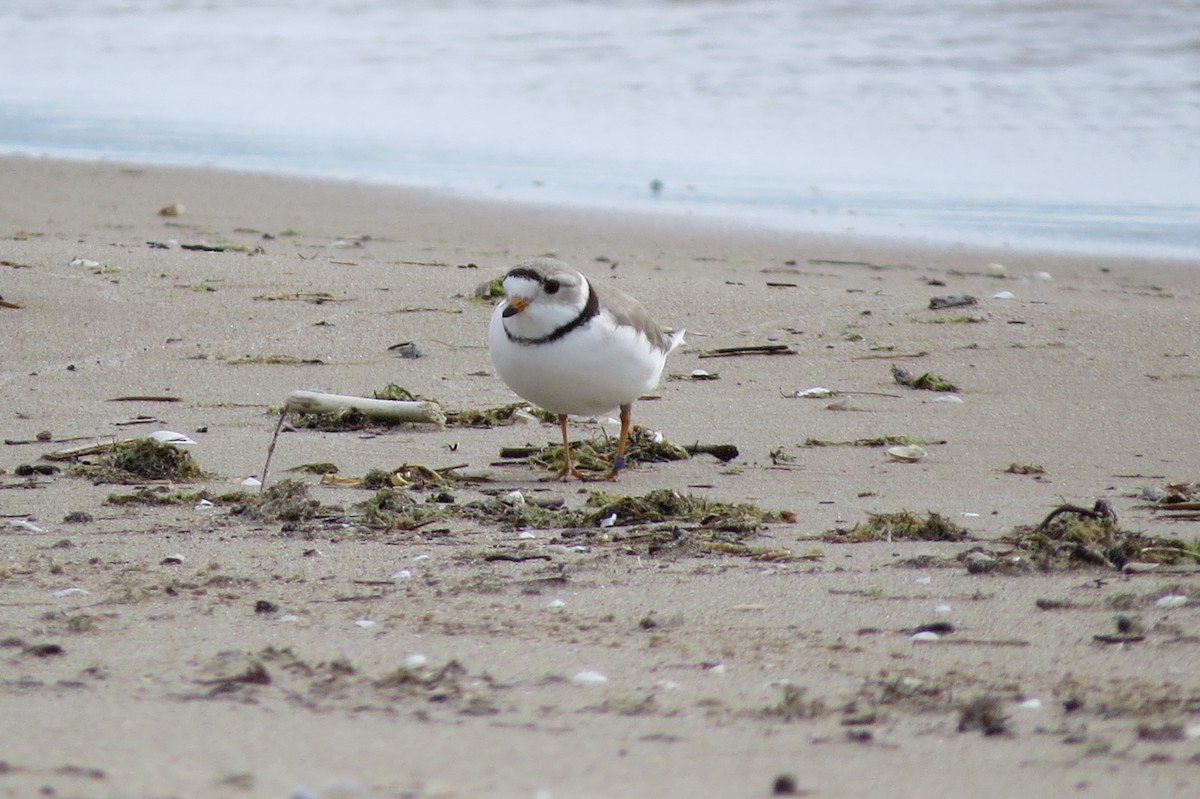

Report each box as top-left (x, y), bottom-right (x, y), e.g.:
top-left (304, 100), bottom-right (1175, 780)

top-left (488, 257), bottom-right (684, 480)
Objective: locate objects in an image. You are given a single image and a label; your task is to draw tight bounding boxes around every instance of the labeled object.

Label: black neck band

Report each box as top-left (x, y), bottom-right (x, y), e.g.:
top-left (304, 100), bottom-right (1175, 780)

top-left (506, 277), bottom-right (600, 346)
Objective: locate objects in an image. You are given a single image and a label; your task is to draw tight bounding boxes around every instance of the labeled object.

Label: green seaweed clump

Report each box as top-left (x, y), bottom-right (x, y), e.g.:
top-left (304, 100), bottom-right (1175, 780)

top-left (828, 510), bottom-right (969, 543)
top-left (231, 479), bottom-right (320, 523)
top-left (72, 438), bottom-right (205, 483)
top-left (356, 487), bottom-right (448, 530)
top-left (586, 488), bottom-right (786, 534)
top-left (529, 427), bottom-right (689, 476)
top-left (1012, 508), bottom-right (1200, 570)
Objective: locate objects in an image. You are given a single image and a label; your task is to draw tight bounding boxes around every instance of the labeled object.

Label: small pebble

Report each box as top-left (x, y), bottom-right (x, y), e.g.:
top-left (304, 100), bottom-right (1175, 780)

top-left (403, 653), bottom-right (428, 668)
top-left (992, 290), bottom-right (1016, 300)
top-left (1018, 698), bottom-right (1043, 710)
top-left (412, 554), bottom-right (430, 563)
top-left (391, 569), bottom-right (412, 581)
top-left (934, 604), bottom-right (952, 614)
top-left (547, 599), bottom-right (566, 610)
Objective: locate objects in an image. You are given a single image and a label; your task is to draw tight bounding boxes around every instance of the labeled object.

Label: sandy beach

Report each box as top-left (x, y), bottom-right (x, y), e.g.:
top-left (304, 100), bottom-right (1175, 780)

top-left (2, 155), bottom-right (1199, 798)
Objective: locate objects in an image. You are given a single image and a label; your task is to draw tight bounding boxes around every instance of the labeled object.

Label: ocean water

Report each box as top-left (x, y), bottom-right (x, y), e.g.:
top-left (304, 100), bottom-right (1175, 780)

top-left (0, 0), bottom-right (1196, 258)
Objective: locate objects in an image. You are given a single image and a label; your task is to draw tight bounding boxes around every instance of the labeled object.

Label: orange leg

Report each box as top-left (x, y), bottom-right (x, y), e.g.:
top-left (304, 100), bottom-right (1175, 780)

top-left (603, 404), bottom-right (633, 481)
top-left (552, 414), bottom-right (584, 481)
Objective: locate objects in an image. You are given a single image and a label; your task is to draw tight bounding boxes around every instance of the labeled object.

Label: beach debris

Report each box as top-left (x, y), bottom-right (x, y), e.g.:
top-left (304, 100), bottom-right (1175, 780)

top-left (0, 296), bottom-right (23, 309)
top-left (14, 463), bottom-right (59, 476)
top-left (388, 341), bottom-right (421, 359)
top-left (254, 291), bottom-right (338, 304)
top-left (63, 437), bottom-right (205, 482)
top-left (260, 388), bottom-right (446, 488)
top-left (891, 365), bottom-right (959, 392)
top-left (992, 290), bottom-right (1016, 300)
top-left (697, 344), bottom-right (794, 358)
top-left (10, 518), bottom-right (45, 533)
top-left (1155, 595), bottom-right (1188, 609)
top-left (669, 368), bottom-right (719, 381)
top-left (929, 294), bottom-right (977, 310)
top-left (515, 426), bottom-right (689, 477)
top-left (683, 442), bottom-right (740, 462)
top-left (158, 202), bottom-right (184, 216)
top-left (981, 499), bottom-right (1200, 572)
top-left (783, 386), bottom-right (837, 399)
top-left (69, 257), bottom-right (101, 268)
top-left (231, 479), bottom-right (320, 523)
top-left (957, 696), bottom-right (1009, 736)
top-left (763, 684), bottom-right (825, 721)
top-left (448, 401), bottom-right (554, 428)
top-left (585, 488), bottom-right (792, 534)
top-left (571, 670), bottom-right (609, 685)
top-left (149, 430), bottom-right (196, 445)
top-left (771, 775), bottom-right (801, 797)
top-left (885, 444), bottom-right (927, 462)
top-left (282, 389), bottom-right (445, 427)
top-left (933, 394), bottom-right (963, 404)
top-left (826, 511), bottom-right (969, 543)
top-left (1005, 462), bottom-right (1045, 475)
top-left (801, 435), bottom-right (937, 449)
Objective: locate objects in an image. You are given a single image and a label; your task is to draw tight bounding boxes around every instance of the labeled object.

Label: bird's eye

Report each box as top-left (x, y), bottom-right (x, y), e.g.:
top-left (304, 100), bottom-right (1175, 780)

top-left (543, 279), bottom-right (560, 294)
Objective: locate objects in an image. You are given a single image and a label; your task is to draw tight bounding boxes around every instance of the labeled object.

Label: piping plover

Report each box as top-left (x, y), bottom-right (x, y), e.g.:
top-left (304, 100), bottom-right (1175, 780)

top-left (488, 257), bottom-right (684, 480)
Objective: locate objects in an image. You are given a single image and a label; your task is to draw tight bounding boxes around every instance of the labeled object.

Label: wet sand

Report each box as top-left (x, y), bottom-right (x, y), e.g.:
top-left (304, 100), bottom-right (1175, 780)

top-left (1, 155), bottom-right (1199, 798)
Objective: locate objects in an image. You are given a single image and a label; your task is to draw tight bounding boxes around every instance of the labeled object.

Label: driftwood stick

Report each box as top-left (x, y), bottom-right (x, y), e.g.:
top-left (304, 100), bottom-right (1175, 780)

top-left (283, 390), bottom-right (446, 427)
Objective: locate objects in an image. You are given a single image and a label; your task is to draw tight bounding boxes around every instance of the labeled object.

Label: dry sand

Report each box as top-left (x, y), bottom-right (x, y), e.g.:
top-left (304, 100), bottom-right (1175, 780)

top-left (1, 155), bottom-right (1199, 798)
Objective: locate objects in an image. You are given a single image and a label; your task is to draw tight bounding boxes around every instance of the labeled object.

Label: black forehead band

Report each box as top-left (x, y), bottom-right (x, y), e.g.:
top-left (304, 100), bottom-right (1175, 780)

top-left (506, 266), bottom-right (547, 284)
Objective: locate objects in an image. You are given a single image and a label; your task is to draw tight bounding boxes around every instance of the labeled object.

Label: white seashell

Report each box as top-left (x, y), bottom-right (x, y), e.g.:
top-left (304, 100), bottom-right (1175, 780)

top-left (503, 490), bottom-right (526, 507)
top-left (992, 290), bottom-right (1016, 300)
top-left (987, 262), bottom-right (1007, 274)
top-left (933, 394), bottom-right (963, 403)
top-left (690, 369), bottom-right (711, 378)
top-left (511, 410), bottom-right (539, 425)
top-left (1187, 724), bottom-right (1200, 740)
top-left (655, 680), bottom-right (681, 691)
top-left (707, 663), bottom-right (727, 674)
top-left (355, 618), bottom-right (376, 628)
top-left (886, 445), bottom-right (927, 462)
top-left (599, 513), bottom-right (617, 528)
top-left (10, 519), bottom-right (44, 533)
top-left (1018, 698), bottom-right (1042, 710)
top-left (547, 599), bottom-right (566, 610)
top-left (1155, 595), bottom-right (1188, 609)
top-left (572, 670), bottom-right (608, 684)
top-left (280, 614), bottom-right (299, 623)
top-left (795, 387), bottom-right (835, 398)
top-left (960, 512), bottom-right (981, 517)
top-left (195, 498), bottom-right (215, 509)
top-left (1032, 271), bottom-right (1053, 281)
top-left (915, 575), bottom-right (931, 585)
top-left (570, 545), bottom-right (589, 553)
top-left (651, 430), bottom-right (664, 444)
top-left (70, 257), bottom-right (101, 268)
top-left (53, 587), bottom-right (89, 597)
top-left (241, 476), bottom-right (263, 488)
top-left (391, 569), bottom-right (412, 581)
top-left (412, 554), bottom-right (430, 563)
top-left (934, 604), bottom-right (952, 614)
top-left (149, 430), bottom-right (196, 445)
top-left (911, 631), bottom-right (940, 642)
top-left (518, 531), bottom-right (537, 540)
top-left (403, 653), bottom-right (428, 668)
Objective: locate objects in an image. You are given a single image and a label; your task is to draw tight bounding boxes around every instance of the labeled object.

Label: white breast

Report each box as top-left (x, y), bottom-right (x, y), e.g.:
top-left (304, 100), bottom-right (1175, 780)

top-left (489, 306), bottom-right (669, 416)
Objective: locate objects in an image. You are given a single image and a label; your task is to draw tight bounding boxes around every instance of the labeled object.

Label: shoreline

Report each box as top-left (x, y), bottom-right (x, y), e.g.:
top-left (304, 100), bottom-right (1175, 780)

top-left (5, 147), bottom-right (1197, 262)
top-left (2, 155), bottom-right (1199, 798)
